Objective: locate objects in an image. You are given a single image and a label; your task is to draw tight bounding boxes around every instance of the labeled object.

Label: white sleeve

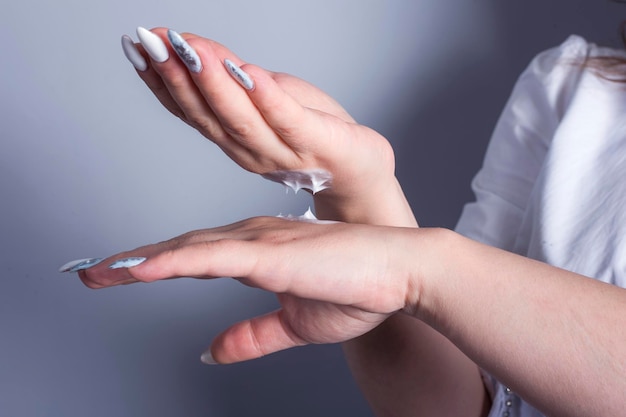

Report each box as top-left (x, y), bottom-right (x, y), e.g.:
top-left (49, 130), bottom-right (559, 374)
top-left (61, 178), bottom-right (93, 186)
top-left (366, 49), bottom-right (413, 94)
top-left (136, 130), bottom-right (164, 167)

top-left (455, 35), bottom-right (589, 251)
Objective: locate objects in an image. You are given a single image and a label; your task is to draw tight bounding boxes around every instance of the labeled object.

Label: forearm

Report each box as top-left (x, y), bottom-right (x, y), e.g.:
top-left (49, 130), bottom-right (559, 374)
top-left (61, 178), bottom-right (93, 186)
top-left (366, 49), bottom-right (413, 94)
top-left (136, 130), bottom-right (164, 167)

top-left (343, 314), bottom-right (490, 417)
top-left (414, 229), bottom-right (626, 416)
top-left (317, 181), bottom-right (489, 416)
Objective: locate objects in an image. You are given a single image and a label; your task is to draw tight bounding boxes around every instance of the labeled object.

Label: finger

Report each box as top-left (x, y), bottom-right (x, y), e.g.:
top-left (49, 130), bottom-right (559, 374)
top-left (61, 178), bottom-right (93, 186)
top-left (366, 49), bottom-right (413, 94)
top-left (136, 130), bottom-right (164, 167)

top-left (240, 64), bottom-right (364, 167)
top-left (127, 238), bottom-right (263, 283)
top-left (270, 72), bottom-right (356, 123)
top-left (77, 217), bottom-right (268, 288)
top-left (122, 33), bottom-right (188, 122)
top-left (77, 241), bottom-right (172, 289)
top-left (124, 224), bottom-right (357, 306)
top-left (136, 28), bottom-right (252, 160)
top-left (178, 36), bottom-right (299, 169)
top-left (137, 62), bottom-right (189, 122)
top-left (206, 309), bottom-right (307, 364)
top-left (242, 64), bottom-right (334, 154)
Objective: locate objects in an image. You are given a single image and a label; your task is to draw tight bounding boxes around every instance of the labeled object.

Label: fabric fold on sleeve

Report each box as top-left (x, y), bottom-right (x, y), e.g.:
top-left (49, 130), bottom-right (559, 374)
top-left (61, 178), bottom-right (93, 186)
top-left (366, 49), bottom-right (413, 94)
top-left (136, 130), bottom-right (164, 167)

top-left (455, 35), bottom-right (589, 253)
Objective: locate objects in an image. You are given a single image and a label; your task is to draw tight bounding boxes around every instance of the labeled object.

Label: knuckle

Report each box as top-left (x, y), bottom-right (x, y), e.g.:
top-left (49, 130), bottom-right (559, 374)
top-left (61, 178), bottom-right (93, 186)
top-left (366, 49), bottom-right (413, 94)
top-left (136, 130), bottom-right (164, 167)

top-left (222, 120), bottom-right (255, 141)
top-left (185, 115), bottom-right (226, 143)
top-left (164, 233), bottom-right (193, 250)
top-left (273, 123), bottom-right (300, 139)
top-left (162, 70), bottom-right (190, 90)
top-left (187, 113), bottom-right (212, 131)
top-left (185, 113), bottom-right (201, 128)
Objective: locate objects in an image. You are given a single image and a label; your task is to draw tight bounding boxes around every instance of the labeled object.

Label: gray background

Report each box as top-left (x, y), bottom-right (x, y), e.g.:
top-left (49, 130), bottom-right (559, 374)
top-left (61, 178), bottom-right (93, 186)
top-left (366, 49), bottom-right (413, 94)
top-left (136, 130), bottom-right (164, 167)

top-left (0, 1), bottom-right (622, 416)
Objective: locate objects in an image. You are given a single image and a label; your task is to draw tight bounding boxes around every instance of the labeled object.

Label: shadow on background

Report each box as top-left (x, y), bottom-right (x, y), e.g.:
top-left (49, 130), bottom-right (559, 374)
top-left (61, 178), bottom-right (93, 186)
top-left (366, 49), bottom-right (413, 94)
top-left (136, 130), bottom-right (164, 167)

top-left (0, 1), bottom-right (624, 416)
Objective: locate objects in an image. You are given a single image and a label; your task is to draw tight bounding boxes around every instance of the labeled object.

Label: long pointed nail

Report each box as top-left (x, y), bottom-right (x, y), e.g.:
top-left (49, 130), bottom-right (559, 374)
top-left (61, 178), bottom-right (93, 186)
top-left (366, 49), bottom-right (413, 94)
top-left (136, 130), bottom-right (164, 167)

top-left (136, 27), bottom-right (169, 63)
top-left (224, 59), bottom-right (254, 91)
top-left (167, 29), bottom-right (202, 73)
top-left (121, 35), bottom-right (148, 71)
top-left (59, 258), bottom-right (104, 273)
top-left (200, 350), bottom-right (218, 365)
top-left (109, 257), bottom-right (147, 269)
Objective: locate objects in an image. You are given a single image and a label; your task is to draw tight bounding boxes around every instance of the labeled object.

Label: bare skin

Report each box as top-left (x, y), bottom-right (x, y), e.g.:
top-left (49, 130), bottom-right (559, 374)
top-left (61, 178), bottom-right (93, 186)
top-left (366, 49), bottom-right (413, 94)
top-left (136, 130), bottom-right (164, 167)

top-left (121, 28), bottom-right (490, 417)
top-left (115, 27), bottom-right (489, 417)
top-left (95, 28), bottom-right (626, 416)
top-left (81, 217), bottom-right (626, 417)
top-left (130, 28), bottom-right (415, 226)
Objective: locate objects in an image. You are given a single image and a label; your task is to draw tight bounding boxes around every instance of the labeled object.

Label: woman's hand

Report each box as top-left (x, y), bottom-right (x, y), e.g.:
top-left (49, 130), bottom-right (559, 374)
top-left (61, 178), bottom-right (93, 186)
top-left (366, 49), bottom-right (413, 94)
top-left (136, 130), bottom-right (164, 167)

top-left (79, 217), bottom-right (419, 363)
top-left (123, 28), bottom-right (416, 226)
top-left (75, 215), bottom-right (626, 416)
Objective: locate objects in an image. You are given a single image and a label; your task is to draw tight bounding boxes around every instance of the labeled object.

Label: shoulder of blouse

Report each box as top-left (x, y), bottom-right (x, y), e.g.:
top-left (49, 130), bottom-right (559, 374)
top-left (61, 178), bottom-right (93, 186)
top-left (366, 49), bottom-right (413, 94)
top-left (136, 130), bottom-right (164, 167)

top-left (453, 36), bottom-right (590, 248)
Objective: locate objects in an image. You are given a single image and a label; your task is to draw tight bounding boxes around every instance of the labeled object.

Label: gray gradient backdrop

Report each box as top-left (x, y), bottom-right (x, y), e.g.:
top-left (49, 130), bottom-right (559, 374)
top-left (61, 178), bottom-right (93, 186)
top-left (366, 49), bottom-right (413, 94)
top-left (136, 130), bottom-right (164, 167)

top-left (0, 1), bottom-right (621, 416)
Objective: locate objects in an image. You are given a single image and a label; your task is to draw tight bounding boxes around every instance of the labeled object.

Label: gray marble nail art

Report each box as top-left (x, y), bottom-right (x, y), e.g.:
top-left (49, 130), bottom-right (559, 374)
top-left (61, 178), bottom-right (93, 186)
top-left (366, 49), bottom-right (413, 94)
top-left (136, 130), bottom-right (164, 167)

top-left (109, 257), bottom-right (147, 269)
top-left (59, 258), bottom-right (104, 273)
top-left (224, 59), bottom-right (254, 90)
top-left (168, 29), bottom-right (202, 73)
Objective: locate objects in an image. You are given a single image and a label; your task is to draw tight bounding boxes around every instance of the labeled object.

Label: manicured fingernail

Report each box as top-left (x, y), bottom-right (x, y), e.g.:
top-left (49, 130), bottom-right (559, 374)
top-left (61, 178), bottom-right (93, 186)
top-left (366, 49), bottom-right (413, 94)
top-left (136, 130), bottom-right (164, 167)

top-left (200, 350), bottom-right (218, 365)
top-left (59, 258), bottom-right (104, 273)
top-left (167, 29), bottom-right (202, 73)
top-left (121, 35), bottom-right (148, 71)
top-left (136, 27), bottom-right (169, 63)
top-left (224, 59), bottom-right (254, 90)
top-left (108, 257), bottom-right (147, 269)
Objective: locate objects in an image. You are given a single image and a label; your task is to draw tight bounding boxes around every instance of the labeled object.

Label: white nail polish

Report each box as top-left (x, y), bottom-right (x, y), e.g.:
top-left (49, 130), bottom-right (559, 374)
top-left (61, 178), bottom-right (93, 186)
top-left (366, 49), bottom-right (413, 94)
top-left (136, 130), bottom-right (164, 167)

top-left (167, 29), bottom-right (202, 73)
top-left (121, 35), bottom-right (148, 71)
top-left (108, 257), bottom-right (147, 269)
top-left (136, 27), bottom-right (169, 63)
top-left (59, 258), bottom-right (103, 273)
top-left (224, 59), bottom-right (254, 90)
top-left (200, 350), bottom-right (218, 365)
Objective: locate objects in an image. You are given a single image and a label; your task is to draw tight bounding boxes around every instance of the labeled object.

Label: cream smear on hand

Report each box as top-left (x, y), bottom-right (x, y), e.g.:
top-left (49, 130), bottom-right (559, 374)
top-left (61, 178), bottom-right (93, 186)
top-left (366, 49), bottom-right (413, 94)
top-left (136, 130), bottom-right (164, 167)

top-left (262, 169), bottom-right (332, 194)
top-left (278, 207), bottom-right (338, 224)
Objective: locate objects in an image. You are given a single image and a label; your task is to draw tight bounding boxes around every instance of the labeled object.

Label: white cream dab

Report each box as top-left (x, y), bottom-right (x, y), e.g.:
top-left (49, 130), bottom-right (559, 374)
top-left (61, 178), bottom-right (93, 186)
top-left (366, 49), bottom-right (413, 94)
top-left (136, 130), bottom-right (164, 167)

top-left (262, 169), bottom-right (332, 194)
top-left (278, 207), bottom-right (338, 224)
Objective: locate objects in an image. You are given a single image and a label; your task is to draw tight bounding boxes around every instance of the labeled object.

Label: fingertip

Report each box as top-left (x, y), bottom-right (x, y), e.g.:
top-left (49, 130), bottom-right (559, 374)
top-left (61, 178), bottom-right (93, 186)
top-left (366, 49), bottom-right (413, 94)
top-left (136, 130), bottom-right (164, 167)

top-left (209, 326), bottom-right (251, 364)
top-left (136, 26), bottom-right (169, 63)
top-left (209, 311), bottom-right (306, 364)
top-left (121, 35), bottom-right (148, 72)
top-left (142, 26), bottom-right (169, 36)
top-left (200, 348), bottom-right (218, 365)
top-left (238, 63), bottom-right (266, 77)
top-left (77, 269), bottom-right (104, 289)
top-left (234, 65), bottom-right (281, 108)
top-left (224, 59), bottom-right (255, 91)
top-left (122, 257), bottom-right (159, 283)
top-left (239, 63), bottom-right (275, 93)
top-left (77, 258), bottom-right (137, 289)
top-left (108, 257), bottom-right (147, 270)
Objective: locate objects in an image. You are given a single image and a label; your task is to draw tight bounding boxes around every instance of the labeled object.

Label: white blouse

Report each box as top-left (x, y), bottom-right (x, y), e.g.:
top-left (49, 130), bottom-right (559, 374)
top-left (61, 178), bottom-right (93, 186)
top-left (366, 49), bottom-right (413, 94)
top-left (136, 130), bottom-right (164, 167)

top-left (455, 35), bottom-right (626, 417)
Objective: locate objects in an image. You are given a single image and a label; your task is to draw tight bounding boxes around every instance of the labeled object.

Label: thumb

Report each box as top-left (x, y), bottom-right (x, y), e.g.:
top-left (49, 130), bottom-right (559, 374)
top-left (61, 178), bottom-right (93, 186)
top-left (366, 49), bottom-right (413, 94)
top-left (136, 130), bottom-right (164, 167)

top-left (202, 309), bottom-right (307, 364)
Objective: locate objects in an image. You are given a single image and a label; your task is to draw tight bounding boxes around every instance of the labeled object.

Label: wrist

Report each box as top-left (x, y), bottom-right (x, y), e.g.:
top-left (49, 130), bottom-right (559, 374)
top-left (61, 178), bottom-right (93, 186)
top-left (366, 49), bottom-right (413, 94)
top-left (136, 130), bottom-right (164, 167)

top-left (401, 227), bottom-right (459, 322)
top-left (313, 177), bottom-right (417, 227)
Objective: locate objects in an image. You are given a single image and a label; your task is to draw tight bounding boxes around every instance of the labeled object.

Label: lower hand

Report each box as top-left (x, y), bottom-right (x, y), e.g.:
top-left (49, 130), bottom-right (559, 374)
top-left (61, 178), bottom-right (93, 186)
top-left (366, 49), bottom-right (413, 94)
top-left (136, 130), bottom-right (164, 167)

top-left (79, 217), bottom-right (415, 363)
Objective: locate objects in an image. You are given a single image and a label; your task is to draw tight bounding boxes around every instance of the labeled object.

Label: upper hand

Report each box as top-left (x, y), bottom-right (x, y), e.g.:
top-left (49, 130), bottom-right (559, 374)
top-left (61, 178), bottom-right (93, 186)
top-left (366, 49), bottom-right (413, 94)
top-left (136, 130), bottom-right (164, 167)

top-left (125, 28), bottom-right (413, 224)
